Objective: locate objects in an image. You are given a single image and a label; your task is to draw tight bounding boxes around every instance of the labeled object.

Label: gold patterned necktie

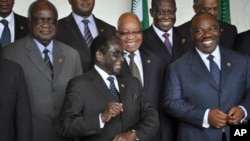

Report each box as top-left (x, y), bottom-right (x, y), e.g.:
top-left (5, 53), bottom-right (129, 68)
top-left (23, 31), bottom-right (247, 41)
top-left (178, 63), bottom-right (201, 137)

top-left (128, 52), bottom-right (142, 83)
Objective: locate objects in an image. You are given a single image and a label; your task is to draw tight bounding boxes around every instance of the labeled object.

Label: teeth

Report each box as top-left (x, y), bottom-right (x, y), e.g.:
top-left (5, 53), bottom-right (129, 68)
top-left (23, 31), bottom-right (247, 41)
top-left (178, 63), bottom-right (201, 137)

top-left (203, 40), bottom-right (213, 45)
top-left (126, 42), bottom-right (136, 46)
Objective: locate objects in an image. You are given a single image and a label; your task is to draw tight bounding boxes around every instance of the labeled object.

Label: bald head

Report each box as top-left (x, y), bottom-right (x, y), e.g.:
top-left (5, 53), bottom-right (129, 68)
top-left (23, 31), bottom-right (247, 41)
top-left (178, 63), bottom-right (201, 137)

top-left (116, 12), bottom-right (142, 53)
top-left (117, 12), bottom-right (141, 30)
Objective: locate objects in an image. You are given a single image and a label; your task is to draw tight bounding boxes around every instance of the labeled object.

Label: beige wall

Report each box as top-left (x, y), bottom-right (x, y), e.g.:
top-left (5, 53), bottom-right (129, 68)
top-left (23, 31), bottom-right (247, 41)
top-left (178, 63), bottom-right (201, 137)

top-left (14, 0), bottom-right (250, 33)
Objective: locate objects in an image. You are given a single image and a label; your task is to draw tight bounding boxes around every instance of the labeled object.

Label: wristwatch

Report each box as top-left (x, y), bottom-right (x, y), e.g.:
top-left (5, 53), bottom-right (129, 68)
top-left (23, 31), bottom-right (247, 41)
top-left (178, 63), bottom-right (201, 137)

top-left (131, 129), bottom-right (140, 140)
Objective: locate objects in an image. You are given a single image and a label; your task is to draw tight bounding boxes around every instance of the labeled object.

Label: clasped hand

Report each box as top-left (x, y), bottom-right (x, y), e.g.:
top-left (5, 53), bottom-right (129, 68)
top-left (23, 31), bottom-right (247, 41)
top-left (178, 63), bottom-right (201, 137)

top-left (101, 102), bottom-right (123, 123)
top-left (208, 106), bottom-right (244, 128)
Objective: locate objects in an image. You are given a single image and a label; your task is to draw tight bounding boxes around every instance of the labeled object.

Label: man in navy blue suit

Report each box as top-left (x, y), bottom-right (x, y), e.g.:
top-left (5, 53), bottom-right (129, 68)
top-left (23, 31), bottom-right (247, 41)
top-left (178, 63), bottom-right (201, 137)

top-left (163, 12), bottom-right (250, 141)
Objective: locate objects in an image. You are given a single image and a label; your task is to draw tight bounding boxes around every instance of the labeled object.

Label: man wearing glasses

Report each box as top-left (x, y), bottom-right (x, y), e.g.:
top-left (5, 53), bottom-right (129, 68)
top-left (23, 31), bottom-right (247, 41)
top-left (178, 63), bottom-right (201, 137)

top-left (2, 1), bottom-right (82, 141)
top-left (57, 35), bottom-right (159, 141)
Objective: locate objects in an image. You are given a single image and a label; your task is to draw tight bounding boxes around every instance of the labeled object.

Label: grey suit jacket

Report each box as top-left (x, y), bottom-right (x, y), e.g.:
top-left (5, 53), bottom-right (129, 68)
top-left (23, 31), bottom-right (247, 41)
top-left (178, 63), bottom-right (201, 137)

top-left (57, 69), bottom-right (159, 141)
top-left (2, 36), bottom-right (83, 141)
top-left (163, 47), bottom-right (250, 141)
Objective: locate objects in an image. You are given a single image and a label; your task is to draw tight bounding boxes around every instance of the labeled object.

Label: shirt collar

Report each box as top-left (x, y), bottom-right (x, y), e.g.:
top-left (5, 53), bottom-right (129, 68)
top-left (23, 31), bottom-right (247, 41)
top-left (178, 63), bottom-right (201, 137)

top-left (33, 38), bottom-right (54, 53)
top-left (72, 12), bottom-right (95, 25)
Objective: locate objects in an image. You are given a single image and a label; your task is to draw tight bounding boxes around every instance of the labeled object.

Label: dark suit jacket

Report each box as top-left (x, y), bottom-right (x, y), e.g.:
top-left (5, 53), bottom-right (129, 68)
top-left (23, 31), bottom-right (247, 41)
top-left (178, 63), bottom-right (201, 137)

top-left (163, 47), bottom-right (250, 141)
top-left (0, 58), bottom-right (32, 141)
top-left (13, 13), bottom-right (29, 40)
top-left (57, 69), bottom-right (159, 141)
top-left (233, 30), bottom-right (250, 55)
top-left (142, 26), bottom-right (189, 141)
top-left (121, 48), bottom-right (165, 141)
top-left (2, 36), bottom-right (83, 141)
top-left (142, 26), bottom-right (189, 65)
top-left (177, 20), bottom-right (237, 49)
top-left (56, 14), bottom-right (116, 72)
top-left (0, 13), bottom-right (29, 48)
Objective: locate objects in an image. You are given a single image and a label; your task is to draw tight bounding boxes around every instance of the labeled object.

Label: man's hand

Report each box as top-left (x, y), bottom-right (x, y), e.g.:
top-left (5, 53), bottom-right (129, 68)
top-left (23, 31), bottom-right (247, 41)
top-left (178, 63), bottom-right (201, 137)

top-left (227, 106), bottom-right (244, 125)
top-left (101, 102), bottom-right (123, 123)
top-left (208, 109), bottom-right (228, 128)
top-left (112, 131), bottom-right (136, 141)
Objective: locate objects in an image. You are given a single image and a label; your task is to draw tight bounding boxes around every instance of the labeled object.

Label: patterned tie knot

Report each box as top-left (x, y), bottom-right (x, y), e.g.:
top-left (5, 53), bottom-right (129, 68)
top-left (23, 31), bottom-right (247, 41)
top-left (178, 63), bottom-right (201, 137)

top-left (43, 48), bottom-right (49, 54)
top-left (128, 52), bottom-right (135, 59)
top-left (207, 54), bottom-right (214, 61)
top-left (107, 76), bottom-right (114, 82)
top-left (1, 19), bottom-right (8, 26)
top-left (82, 19), bottom-right (89, 25)
top-left (162, 32), bottom-right (169, 39)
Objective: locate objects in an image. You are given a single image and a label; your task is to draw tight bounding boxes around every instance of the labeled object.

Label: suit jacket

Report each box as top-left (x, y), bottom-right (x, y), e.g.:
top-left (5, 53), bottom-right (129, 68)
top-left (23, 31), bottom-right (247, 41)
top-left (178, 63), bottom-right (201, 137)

top-left (120, 48), bottom-right (165, 141)
top-left (233, 30), bottom-right (250, 55)
top-left (57, 69), bottom-right (159, 141)
top-left (0, 13), bottom-right (29, 48)
top-left (177, 20), bottom-right (237, 49)
top-left (142, 26), bottom-right (189, 141)
top-left (13, 13), bottom-right (29, 41)
top-left (0, 58), bottom-right (32, 141)
top-left (142, 26), bottom-right (189, 65)
top-left (2, 36), bottom-right (83, 141)
top-left (56, 14), bottom-right (116, 72)
top-left (163, 47), bottom-right (250, 141)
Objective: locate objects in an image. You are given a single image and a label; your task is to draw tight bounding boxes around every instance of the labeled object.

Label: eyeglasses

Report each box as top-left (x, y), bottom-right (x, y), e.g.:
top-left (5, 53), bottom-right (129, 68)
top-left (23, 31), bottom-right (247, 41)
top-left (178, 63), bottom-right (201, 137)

top-left (31, 18), bottom-right (57, 25)
top-left (117, 31), bottom-right (142, 37)
top-left (107, 50), bottom-right (126, 58)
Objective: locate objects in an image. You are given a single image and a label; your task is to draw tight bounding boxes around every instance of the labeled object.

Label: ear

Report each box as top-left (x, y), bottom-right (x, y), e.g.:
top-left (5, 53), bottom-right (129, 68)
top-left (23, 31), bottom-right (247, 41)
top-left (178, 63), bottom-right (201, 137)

top-left (149, 8), bottom-right (154, 17)
top-left (96, 51), bottom-right (103, 62)
top-left (193, 5), bottom-right (199, 13)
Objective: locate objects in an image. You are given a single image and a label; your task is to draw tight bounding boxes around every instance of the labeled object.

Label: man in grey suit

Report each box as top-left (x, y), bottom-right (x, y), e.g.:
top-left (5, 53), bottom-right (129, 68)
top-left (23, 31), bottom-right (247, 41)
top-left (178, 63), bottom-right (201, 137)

top-left (163, 12), bottom-right (250, 141)
top-left (56, 0), bottom-right (116, 72)
top-left (2, 1), bottom-right (82, 141)
top-left (57, 35), bottom-right (159, 141)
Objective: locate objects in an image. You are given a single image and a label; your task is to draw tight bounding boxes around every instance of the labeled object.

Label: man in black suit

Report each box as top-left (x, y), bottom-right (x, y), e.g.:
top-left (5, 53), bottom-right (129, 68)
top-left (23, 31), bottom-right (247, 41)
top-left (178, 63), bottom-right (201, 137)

top-left (142, 0), bottom-right (189, 140)
top-left (56, 0), bottom-right (116, 72)
top-left (142, 0), bottom-right (189, 65)
top-left (177, 0), bottom-right (237, 50)
top-left (233, 30), bottom-right (250, 55)
top-left (57, 35), bottom-right (159, 141)
top-left (0, 0), bottom-right (29, 47)
top-left (0, 49), bottom-right (32, 141)
top-left (117, 12), bottom-right (165, 141)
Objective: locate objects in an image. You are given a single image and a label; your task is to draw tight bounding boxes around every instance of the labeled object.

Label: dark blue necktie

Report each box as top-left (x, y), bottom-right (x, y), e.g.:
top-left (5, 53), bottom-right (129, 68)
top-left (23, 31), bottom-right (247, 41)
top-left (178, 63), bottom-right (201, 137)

top-left (207, 55), bottom-right (220, 86)
top-left (107, 76), bottom-right (120, 102)
top-left (82, 20), bottom-right (93, 47)
top-left (0, 19), bottom-right (11, 47)
top-left (43, 49), bottom-right (53, 71)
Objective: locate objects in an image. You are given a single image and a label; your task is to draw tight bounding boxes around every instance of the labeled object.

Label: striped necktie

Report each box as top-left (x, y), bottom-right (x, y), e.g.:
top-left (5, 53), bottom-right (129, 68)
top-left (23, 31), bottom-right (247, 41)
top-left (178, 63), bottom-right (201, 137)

top-left (82, 20), bottom-right (93, 47)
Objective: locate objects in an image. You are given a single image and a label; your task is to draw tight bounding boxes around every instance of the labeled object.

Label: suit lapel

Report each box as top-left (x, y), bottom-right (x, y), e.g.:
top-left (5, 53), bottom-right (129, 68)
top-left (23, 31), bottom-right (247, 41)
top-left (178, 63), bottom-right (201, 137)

top-left (26, 36), bottom-right (53, 81)
top-left (117, 75), bottom-right (127, 104)
top-left (92, 70), bottom-right (117, 101)
top-left (65, 14), bottom-right (88, 47)
top-left (52, 41), bottom-right (64, 82)
top-left (189, 50), bottom-right (218, 89)
top-left (219, 48), bottom-right (233, 90)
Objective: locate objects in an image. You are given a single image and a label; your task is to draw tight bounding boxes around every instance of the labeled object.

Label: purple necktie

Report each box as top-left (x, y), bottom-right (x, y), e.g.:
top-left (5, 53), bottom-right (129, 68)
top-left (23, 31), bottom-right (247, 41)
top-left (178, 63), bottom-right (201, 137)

top-left (163, 33), bottom-right (172, 55)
